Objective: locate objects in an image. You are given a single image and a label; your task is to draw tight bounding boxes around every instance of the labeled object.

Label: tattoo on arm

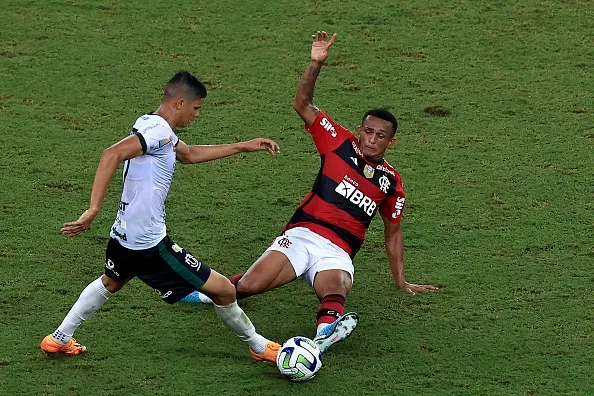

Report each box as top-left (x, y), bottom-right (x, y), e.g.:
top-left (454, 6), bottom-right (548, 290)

top-left (300, 64), bottom-right (321, 104)
top-left (294, 62), bottom-right (323, 124)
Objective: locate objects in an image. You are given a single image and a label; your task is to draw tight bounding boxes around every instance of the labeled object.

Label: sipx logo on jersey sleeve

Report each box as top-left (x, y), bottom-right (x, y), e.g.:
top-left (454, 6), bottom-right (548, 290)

top-left (320, 117), bottom-right (337, 137)
top-left (307, 111), bottom-right (352, 155)
top-left (392, 196), bottom-right (405, 219)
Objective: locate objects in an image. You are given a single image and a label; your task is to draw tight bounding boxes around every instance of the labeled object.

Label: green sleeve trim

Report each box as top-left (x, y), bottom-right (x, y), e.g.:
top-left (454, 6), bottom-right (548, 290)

top-left (134, 131), bottom-right (147, 154)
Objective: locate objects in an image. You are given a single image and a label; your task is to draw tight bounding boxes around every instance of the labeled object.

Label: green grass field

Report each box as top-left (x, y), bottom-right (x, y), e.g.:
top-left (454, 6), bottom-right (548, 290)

top-left (1, 0), bottom-right (593, 395)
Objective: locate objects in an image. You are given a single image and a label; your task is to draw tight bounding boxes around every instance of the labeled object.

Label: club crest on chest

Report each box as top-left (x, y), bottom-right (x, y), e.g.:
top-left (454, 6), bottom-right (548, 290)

top-left (363, 164), bottom-right (375, 179)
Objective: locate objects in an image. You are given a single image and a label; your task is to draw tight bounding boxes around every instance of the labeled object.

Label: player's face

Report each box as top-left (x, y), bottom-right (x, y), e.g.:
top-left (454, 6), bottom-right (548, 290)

top-left (357, 116), bottom-right (396, 161)
top-left (178, 97), bottom-right (205, 127)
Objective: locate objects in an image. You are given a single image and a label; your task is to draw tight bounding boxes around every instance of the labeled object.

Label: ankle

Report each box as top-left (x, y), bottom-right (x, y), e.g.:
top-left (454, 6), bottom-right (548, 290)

top-left (52, 330), bottom-right (71, 344)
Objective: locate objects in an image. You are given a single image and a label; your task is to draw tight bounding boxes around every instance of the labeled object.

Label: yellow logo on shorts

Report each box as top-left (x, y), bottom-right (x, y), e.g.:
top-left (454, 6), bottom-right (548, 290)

top-left (172, 243), bottom-right (183, 253)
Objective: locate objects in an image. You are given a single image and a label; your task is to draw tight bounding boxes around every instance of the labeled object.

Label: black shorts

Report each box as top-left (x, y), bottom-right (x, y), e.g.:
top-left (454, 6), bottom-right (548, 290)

top-left (105, 236), bottom-right (211, 304)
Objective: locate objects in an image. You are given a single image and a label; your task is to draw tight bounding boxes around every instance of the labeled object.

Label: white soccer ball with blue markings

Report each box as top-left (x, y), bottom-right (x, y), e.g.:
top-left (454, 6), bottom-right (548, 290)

top-left (276, 336), bottom-right (322, 382)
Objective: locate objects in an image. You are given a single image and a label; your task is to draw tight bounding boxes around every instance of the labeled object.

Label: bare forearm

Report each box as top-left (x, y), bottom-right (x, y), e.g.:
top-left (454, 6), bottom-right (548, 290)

top-left (185, 143), bottom-right (245, 164)
top-left (383, 219), bottom-right (438, 295)
top-left (294, 61), bottom-right (323, 109)
top-left (386, 232), bottom-right (406, 286)
top-left (89, 149), bottom-right (122, 213)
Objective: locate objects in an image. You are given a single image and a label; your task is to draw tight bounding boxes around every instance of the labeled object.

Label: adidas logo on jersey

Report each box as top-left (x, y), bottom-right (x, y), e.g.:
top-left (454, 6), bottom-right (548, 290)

top-left (320, 117), bottom-right (337, 137)
top-left (335, 177), bottom-right (377, 216)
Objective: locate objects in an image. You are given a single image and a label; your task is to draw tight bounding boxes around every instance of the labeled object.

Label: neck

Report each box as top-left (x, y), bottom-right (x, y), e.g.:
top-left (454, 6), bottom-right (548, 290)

top-left (364, 154), bottom-right (383, 164)
top-left (154, 104), bottom-right (176, 128)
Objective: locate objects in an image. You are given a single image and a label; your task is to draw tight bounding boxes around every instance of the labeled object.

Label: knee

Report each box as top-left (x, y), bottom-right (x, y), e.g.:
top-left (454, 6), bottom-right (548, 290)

top-left (236, 275), bottom-right (264, 296)
top-left (209, 280), bottom-right (236, 306)
top-left (315, 271), bottom-right (352, 297)
top-left (339, 276), bottom-right (352, 294)
top-left (101, 275), bottom-right (127, 294)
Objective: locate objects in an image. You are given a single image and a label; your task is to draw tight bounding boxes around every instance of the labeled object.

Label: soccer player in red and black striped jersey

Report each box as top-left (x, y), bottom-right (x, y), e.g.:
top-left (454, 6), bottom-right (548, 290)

top-left (189, 31), bottom-right (437, 352)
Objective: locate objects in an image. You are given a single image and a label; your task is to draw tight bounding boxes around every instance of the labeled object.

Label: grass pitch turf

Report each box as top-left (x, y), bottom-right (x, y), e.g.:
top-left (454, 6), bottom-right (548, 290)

top-left (0, 0), bottom-right (592, 395)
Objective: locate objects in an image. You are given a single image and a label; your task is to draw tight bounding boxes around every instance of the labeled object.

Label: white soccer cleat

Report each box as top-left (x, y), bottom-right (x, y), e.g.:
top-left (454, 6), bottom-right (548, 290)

top-left (313, 312), bottom-right (359, 353)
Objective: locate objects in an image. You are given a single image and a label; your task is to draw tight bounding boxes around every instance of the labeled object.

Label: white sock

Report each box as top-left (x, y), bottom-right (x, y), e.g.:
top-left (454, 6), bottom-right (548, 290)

top-left (52, 277), bottom-right (112, 344)
top-left (213, 301), bottom-right (269, 353)
top-left (198, 292), bottom-right (212, 304)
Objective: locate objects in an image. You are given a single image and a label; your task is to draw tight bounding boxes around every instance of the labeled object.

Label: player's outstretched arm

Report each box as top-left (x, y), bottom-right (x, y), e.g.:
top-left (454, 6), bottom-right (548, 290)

top-left (382, 217), bottom-right (438, 295)
top-left (61, 135), bottom-right (144, 237)
top-left (175, 138), bottom-right (280, 165)
top-left (293, 31), bottom-right (337, 128)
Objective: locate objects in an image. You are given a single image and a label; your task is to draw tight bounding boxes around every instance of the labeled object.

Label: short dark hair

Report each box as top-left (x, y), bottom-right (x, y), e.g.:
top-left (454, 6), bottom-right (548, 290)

top-left (362, 109), bottom-right (398, 137)
top-left (163, 71), bottom-right (207, 101)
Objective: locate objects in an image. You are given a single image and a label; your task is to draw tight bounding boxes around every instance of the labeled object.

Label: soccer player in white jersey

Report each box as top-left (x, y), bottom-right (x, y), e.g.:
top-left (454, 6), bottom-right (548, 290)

top-left (40, 71), bottom-right (281, 363)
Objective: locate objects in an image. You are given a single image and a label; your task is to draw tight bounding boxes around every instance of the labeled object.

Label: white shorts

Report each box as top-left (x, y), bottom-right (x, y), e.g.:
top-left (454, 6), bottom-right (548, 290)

top-left (266, 227), bottom-right (354, 287)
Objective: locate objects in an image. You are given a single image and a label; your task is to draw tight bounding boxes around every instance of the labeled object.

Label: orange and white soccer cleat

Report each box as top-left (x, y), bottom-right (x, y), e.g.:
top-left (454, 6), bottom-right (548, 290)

top-left (40, 334), bottom-right (86, 355)
top-left (250, 341), bottom-right (280, 363)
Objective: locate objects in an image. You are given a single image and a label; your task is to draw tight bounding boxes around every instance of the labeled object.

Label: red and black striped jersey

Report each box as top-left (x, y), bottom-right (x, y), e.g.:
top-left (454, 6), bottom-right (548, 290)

top-left (283, 110), bottom-right (406, 258)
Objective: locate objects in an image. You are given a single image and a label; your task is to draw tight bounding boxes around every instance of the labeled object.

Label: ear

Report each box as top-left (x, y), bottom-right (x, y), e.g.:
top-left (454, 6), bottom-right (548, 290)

top-left (175, 98), bottom-right (185, 110)
top-left (388, 137), bottom-right (397, 147)
top-left (356, 125), bottom-right (362, 136)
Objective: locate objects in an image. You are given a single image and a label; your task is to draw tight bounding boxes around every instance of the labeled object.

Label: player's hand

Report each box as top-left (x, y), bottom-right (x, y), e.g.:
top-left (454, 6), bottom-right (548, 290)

top-left (311, 31), bottom-right (337, 64)
top-left (241, 138), bottom-right (280, 156)
top-left (61, 209), bottom-right (99, 238)
top-left (397, 282), bottom-right (438, 296)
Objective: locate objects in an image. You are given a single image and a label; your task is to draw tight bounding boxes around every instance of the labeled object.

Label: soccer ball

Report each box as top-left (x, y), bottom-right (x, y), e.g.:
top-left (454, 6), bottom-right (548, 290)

top-left (276, 336), bottom-right (322, 382)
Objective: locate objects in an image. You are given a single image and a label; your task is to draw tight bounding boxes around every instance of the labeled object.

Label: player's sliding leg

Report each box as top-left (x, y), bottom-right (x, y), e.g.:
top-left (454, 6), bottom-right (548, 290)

top-left (312, 269), bottom-right (359, 353)
top-left (315, 293), bottom-right (346, 335)
top-left (199, 269), bottom-right (280, 362)
top-left (40, 275), bottom-right (129, 355)
top-left (236, 250), bottom-right (297, 295)
top-left (181, 250), bottom-right (297, 304)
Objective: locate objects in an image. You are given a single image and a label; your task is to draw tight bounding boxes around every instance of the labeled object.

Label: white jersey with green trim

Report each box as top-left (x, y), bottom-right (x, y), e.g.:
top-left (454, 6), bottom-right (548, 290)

top-left (110, 114), bottom-right (179, 250)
